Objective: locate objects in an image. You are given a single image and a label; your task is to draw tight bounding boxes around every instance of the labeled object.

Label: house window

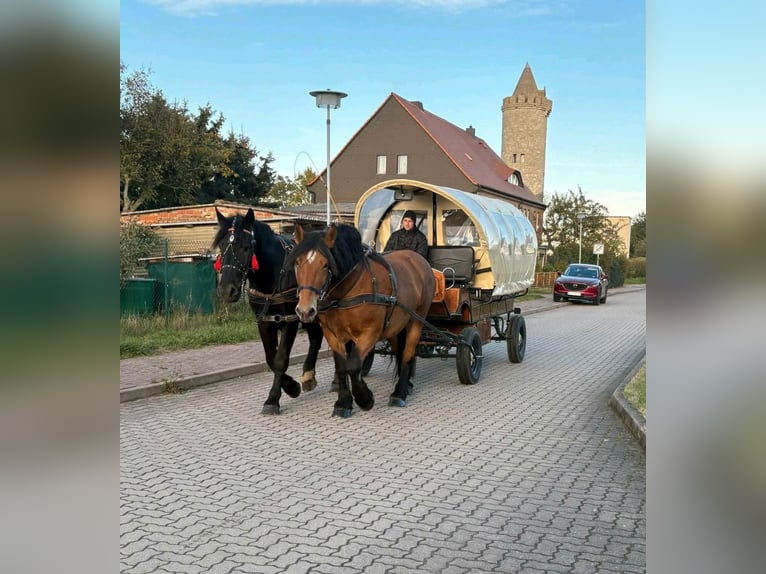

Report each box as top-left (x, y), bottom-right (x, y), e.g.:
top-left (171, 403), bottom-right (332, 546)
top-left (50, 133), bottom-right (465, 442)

top-left (397, 155), bottom-right (408, 174)
top-left (376, 155), bottom-right (387, 175)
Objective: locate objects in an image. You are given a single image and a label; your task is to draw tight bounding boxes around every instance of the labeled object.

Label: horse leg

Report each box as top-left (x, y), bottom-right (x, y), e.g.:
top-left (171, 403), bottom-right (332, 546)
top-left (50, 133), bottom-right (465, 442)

top-left (259, 322), bottom-right (284, 415)
top-left (408, 355), bottom-right (417, 395)
top-left (388, 329), bottom-right (409, 407)
top-left (347, 345), bottom-right (374, 411)
top-left (276, 321), bottom-right (301, 399)
top-left (330, 339), bottom-right (356, 393)
top-left (332, 352), bottom-right (353, 418)
top-left (389, 325), bottom-right (422, 407)
top-left (300, 321), bottom-right (322, 392)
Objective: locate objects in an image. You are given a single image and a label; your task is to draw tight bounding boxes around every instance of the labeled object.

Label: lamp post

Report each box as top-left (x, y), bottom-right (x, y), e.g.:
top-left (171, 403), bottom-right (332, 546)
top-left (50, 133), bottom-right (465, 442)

top-left (309, 89), bottom-right (347, 225)
top-left (576, 211), bottom-right (587, 263)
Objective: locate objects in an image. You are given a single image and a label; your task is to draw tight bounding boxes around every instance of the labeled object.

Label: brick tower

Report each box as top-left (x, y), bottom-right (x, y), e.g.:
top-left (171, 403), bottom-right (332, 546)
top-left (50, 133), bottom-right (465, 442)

top-left (501, 64), bottom-right (552, 201)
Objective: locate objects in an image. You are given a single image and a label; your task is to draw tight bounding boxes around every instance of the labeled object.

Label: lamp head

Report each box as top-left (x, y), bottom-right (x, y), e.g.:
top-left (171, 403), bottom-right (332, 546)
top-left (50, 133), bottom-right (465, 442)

top-left (309, 89), bottom-right (347, 109)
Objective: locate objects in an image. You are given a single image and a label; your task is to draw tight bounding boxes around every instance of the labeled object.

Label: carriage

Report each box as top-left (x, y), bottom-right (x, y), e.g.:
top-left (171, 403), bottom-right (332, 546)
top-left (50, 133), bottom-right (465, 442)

top-left (353, 179), bottom-right (538, 385)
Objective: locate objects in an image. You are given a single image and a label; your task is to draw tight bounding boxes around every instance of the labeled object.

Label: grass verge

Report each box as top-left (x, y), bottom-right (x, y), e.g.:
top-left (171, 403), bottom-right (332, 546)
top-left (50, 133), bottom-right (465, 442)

top-left (516, 287), bottom-right (551, 301)
top-left (623, 364), bottom-right (646, 416)
top-left (121, 306), bottom-right (258, 359)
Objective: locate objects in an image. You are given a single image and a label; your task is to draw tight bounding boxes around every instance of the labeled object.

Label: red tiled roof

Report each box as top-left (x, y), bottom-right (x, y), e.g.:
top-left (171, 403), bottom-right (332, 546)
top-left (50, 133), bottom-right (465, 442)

top-left (391, 93), bottom-right (545, 207)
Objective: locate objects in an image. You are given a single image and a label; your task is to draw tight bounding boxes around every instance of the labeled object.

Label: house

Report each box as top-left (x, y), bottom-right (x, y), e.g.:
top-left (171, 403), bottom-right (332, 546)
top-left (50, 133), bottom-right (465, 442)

top-left (607, 216), bottom-right (632, 256)
top-left (307, 92), bottom-right (547, 244)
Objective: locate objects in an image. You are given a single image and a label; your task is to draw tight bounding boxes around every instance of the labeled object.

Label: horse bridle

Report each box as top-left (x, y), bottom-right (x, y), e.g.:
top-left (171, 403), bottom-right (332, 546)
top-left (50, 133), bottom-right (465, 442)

top-left (217, 225), bottom-right (257, 282)
top-left (295, 243), bottom-right (337, 301)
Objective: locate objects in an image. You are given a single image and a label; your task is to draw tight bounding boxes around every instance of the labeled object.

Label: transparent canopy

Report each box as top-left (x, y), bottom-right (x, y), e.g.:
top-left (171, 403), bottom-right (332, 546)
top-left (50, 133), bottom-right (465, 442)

top-left (354, 180), bottom-right (538, 296)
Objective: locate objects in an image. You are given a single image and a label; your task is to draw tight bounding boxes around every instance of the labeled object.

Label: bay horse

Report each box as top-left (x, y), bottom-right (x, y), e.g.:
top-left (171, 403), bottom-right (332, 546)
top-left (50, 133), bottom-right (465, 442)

top-left (288, 223), bottom-right (436, 417)
top-left (213, 207), bottom-right (337, 415)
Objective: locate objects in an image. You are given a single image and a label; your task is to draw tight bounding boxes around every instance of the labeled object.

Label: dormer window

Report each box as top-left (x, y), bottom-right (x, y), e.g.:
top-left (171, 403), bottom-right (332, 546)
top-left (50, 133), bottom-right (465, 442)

top-left (507, 172), bottom-right (520, 186)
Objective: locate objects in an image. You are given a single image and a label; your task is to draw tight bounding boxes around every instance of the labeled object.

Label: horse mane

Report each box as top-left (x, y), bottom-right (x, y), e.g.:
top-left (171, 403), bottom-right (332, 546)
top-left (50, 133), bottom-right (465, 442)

top-left (331, 224), bottom-right (365, 276)
top-left (286, 224), bottom-right (364, 278)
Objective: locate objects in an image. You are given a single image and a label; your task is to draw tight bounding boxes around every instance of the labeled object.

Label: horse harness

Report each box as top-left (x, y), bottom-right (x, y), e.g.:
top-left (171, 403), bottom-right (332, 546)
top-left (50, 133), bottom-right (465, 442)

top-left (298, 245), bottom-right (424, 333)
top-left (218, 223), bottom-right (301, 324)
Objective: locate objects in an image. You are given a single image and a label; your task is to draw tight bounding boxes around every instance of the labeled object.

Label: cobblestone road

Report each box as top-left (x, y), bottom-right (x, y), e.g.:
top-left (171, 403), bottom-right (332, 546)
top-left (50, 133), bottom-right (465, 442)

top-left (121, 289), bottom-right (646, 573)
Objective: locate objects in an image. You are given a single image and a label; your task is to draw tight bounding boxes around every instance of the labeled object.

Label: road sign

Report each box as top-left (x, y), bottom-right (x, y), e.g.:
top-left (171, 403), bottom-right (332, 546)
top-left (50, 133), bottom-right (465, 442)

top-left (593, 243), bottom-right (604, 255)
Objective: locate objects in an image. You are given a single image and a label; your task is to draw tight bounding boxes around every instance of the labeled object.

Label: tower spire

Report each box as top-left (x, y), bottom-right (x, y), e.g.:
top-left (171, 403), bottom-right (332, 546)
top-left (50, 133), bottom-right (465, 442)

top-left (512, 63), bottom-right (539, 96)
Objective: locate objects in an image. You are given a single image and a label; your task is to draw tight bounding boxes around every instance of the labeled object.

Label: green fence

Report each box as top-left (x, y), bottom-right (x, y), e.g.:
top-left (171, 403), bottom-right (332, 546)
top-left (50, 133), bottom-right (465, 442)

top-left (120, 237), bottom-right (218, 318)
top-left (146, 257), bottom-right (217, 314)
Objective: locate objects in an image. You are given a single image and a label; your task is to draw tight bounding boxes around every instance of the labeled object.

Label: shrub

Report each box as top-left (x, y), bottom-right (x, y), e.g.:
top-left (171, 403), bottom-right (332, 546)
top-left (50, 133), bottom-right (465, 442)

top-left (626, 257), bottom-right (646, 279)
top-left (606, 256), bottom-right (628, 287)
top-left (120, 221), bottom-right (160, 285)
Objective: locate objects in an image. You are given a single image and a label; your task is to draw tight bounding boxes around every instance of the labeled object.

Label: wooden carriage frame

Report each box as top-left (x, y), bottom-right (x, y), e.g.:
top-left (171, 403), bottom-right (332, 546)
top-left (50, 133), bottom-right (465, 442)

top-left (354, 179), bottom-right (538, 385)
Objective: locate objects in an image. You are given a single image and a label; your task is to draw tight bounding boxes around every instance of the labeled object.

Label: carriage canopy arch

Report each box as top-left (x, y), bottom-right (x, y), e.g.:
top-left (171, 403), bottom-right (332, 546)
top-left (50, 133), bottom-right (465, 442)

top-left (354, 179), bottom-right (538, 296)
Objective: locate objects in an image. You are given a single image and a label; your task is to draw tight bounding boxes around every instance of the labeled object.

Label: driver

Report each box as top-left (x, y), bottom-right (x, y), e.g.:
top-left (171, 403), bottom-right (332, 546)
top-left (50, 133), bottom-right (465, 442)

top-left (384, 210), bottom-right (428, 258)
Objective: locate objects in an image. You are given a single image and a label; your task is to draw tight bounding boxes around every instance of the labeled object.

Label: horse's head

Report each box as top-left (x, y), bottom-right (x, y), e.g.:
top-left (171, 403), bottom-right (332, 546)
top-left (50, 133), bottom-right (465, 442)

top-left (289, 223), bottom-right (364, 322)
top-left (289, 224), bottom-right (340, 323)
top-left (212, 207), bottom-right (260, 303)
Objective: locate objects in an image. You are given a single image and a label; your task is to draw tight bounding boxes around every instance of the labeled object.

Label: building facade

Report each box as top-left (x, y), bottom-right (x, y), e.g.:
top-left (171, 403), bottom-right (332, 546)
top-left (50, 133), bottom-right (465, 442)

top-left (307, 91), bottom-right (547, 243)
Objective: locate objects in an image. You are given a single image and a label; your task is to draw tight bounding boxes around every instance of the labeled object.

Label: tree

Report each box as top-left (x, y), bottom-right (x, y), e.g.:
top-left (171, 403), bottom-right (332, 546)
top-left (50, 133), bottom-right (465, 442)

top-left (542, 187), bottom-right (623, 269)
top-left (262, 167), bottom-right (316, 208)
top-left (120, 63), bottom-right (233, 211)
top-left (630, 211), bottom-right (646, 257)
top-left (196, 133), bottom-right (276, 205)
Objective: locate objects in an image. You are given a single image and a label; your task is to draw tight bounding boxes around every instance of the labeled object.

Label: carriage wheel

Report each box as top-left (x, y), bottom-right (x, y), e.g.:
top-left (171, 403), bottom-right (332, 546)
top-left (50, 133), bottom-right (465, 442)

top-left (457, 327), bottom-right (482, 385)
top-left (507, 314), bottom-right (527, 363)
top-left (361, 352), bottom-right (374, 377)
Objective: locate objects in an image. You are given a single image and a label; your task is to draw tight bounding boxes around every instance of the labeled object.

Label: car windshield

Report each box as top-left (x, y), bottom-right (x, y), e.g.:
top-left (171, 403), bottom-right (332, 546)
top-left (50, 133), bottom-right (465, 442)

top-left (565, 266), bottom-right (599, 278)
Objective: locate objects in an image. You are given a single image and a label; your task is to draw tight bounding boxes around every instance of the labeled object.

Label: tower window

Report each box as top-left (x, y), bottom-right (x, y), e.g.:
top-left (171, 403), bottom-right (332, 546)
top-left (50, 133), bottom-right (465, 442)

top-left (520, 154), bottom-right (525, 163)
top-left (512, 153), bottom-right (517, 163)
top-left (376, 155), bottom-right (387, 175)
top-left (397, 155), bottom-right (408, 174)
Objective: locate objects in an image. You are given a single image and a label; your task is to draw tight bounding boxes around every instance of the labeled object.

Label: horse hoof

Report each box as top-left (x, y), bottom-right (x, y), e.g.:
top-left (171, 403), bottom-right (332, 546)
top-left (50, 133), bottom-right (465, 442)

top-left (355, 393), bottom-right (375, 411)
top-left (388, 396), bottom-right (406, 408)
top-left (332, 407), bottom-right (353, 418)
top-left (282, 378), bottom-right (301, 399)
top-left (261, 404), bottom-right (281, 415)
top-left (302, 377), bottom-right (318, 392)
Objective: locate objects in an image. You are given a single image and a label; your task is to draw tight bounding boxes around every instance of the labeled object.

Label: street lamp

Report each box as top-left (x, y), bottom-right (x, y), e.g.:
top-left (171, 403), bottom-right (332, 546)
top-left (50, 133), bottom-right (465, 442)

top-left (309, 89), bottom-right (347, 225)
top-left (576, 211), bottom-right (587, 263)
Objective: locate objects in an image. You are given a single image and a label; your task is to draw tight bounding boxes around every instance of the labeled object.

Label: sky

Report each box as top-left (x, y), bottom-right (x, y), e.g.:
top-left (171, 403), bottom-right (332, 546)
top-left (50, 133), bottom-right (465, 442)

top-left (121, 0), bottom-right (646, 218)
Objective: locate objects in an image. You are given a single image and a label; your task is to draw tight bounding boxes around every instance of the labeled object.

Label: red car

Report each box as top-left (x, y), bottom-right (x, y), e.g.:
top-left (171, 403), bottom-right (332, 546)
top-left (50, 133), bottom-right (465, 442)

top-left (553, 264), bottom-right (608, 305)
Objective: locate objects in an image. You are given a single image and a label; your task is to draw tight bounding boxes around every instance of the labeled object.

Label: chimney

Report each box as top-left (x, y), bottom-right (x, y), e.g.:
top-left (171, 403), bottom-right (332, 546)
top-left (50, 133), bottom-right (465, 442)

top-left (466, 125), bottom-right (476, 136)
top-left (412, 100), bottom-right (423, 110)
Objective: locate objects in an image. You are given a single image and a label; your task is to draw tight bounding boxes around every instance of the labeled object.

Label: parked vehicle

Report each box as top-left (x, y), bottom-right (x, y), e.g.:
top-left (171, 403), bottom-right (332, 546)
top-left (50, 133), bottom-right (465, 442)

top-left (553, 264), bottom-right (608, 305)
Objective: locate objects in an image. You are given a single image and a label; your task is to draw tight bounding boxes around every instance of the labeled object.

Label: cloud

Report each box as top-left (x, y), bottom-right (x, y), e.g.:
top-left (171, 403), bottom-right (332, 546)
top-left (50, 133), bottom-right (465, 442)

top-left (141, 0), bottom-right (555, 18)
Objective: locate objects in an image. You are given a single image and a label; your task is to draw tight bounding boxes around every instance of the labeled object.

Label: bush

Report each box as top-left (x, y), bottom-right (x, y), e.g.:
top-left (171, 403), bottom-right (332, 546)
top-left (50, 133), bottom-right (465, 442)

top-left (120, 221), bottom-right (160, 285)
top-left (626, 257), bottom-right (646, 279)
top-left (606, 256), bottom-right (628, 287)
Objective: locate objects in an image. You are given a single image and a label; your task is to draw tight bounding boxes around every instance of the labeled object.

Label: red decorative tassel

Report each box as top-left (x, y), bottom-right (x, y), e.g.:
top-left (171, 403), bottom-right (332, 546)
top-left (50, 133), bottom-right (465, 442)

top-left (251, 255), bottom-right (259, 270)
top-left (214, 256), bottom-right (221, 272)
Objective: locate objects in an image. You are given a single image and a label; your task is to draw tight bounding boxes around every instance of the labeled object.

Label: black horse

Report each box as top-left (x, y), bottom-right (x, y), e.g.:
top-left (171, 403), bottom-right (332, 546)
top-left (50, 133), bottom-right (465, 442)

top-left (213, 207), bottom-right (336, 415)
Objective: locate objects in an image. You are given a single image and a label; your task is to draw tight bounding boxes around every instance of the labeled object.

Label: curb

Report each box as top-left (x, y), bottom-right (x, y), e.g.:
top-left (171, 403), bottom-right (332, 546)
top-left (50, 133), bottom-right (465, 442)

top-left (120, 348), bottom-right (334, 403)
top-left (609, 355), bottom-right (646, 451)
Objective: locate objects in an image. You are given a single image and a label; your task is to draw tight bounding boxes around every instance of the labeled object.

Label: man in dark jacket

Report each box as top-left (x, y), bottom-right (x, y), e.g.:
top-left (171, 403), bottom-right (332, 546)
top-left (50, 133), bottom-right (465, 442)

top-left (384, 210), bottom-right (428, 258)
